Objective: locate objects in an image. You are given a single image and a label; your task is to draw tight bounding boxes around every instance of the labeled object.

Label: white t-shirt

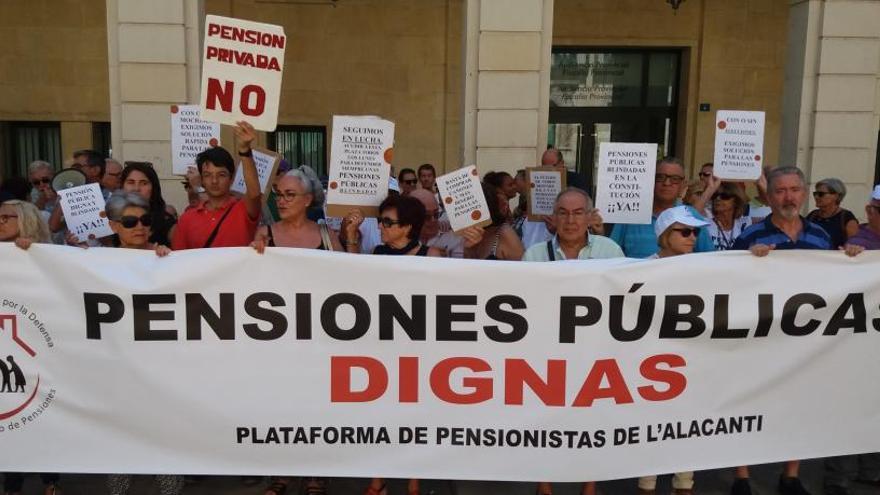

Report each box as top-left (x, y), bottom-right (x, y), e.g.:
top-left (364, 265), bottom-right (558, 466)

top-left (707, 215), bottom-right (752, 251)
top-left (426, 231), bottom-right (464, 258)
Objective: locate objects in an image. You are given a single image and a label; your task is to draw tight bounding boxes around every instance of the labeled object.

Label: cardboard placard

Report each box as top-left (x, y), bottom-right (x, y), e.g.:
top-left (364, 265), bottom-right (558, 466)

top-left (325, 115), bottom-right (394, 218)
top-left (594, 142), bottom-right (658, 225)
top-left (527, 167), bottom-right (566, 220)
top-left (435, 165), bottom-right (492, 233)
top-left (199, 15), bottom-right (286, 131)
top-left (713, 110), bottom-right (765, 181)
top-left (230, 147), bottom-right (282, 200)
top-left (171, 104), bottom-right (221, 175)
top-left (58, 183), bottom-right (113, 241)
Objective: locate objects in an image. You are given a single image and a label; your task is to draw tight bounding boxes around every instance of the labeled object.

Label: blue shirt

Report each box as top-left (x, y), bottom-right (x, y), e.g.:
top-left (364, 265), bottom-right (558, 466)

top-left (730, 214), bottom-right (831, 251)
top-left (609, 204), bottom-right (715, 258)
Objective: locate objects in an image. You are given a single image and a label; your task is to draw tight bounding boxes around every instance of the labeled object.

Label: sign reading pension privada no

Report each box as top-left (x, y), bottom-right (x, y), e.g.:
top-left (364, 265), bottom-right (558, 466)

top-left (713, 110), bottom-right (765, 181)
top-left (326, 115), bottom-right (394, 217)
top-left (435, 165), bottom-right (492, 233)
top-left (170, 104), bottom-right (221, 175)
top-left (200, 15), bottom-right (286, 131)
top-left (595, 142), bottom-right (658, 225)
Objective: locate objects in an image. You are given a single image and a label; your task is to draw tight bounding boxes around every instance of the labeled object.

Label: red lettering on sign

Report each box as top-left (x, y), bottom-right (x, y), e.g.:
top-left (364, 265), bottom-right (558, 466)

top-left (240, 84), bottom-right (266, 116)
top-left (205, 78), bottom-right (234, 112)
top-left (330, 356), bottom-right (388, 402)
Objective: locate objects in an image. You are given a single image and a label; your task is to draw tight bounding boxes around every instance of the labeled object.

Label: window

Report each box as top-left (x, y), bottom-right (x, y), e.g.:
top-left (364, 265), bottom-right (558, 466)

top-left (93, 122), bottom-right (112, 158)
top-left (1, 122), bottom-right (62, 177)
top-left (268, 125), bottom-right (327, 177)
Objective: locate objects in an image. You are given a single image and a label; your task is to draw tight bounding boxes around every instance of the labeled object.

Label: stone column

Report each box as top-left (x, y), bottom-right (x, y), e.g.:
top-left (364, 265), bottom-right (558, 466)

top-left (781, 0), bottom-right (880, 212)
top-left (105, 0), bottom-right (204, 209)
top-left (462, 0), bottom-right (554, 175)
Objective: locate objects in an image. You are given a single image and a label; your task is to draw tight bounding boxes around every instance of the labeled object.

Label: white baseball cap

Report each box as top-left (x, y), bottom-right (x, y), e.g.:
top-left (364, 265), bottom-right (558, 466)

top-left (872, 185), bottom-right (880, 201)
top-left (654, 205), bottom-right (711, 238)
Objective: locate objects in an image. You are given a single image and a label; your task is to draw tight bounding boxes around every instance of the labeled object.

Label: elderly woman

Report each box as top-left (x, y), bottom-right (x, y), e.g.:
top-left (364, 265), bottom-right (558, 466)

top-left (343, 195), bottom-right (444, 257)
top-left (706, 182), bottom-right (752, 251)
top-left (251, 166), bottom-right (341, 253)
top-left (636, 205), bottom-right (711, 495)
top-left (0, 200), bottom-right (51, 249)
top-left (120, 162), bottom-right (177, 246)
top-left (1, 200), bottom-right (55, 494)
top-left (461, 183), bottom-right (524, 260)
top-left (807, 177), bottom-right (858, 249)
top-left (103, 192), bottom-right (171, 256)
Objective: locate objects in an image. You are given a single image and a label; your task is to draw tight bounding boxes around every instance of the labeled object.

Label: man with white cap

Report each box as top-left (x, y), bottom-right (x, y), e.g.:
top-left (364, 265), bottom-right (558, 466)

top-left (843, 185), bottom-right (880, 251)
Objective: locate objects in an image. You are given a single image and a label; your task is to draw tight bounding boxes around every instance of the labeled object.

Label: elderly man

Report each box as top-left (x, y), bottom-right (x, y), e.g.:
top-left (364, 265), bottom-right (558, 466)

top-left (27, 160), bottom-right (55, 212)
top-left (728, 165), bottom-right (832, 495)
top-left (540, 147), bottom-right (588, 191)
top-left (610, 157), bottom-right (714, 258)
top-left (102, 158), bottom-right (123, 191)
top-left (523, 188), bottom-right (622, 261)
top-left (410, 188), bottom-right (463, 258)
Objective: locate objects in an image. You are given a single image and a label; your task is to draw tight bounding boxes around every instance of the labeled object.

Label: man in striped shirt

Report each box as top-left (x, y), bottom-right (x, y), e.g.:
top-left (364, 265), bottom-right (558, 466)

top-left (731, 166), bottom-right (831, 254)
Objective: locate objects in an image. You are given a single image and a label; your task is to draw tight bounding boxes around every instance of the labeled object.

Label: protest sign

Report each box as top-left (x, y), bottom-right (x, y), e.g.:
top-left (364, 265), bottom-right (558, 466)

top-left (594, 142), bottom-right (658, 224)
top-left (170, 104), bottom-right (221, 175)
top-left (57, 183), bottom-right (113, 241)
top-left (3, 246), bottom-right (880, 481)
top-left (527, 167), bottom-right (566, 220)
top-left (326, 115), bottom-right (394, 217)
top-left (200, 15), bottom-right (286, 131)
top-left (713, 110), bottom-right (765, 181)
top-left (435, 165), bottom-right (491, 233)
top-left (230, 147), bottom-right (281, 199)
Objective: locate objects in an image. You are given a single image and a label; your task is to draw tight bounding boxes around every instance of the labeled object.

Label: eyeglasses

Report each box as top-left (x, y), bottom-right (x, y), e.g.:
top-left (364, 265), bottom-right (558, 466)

top-left (425, 210), bottom-right (441, 220)
top-left (31, 178), bottom-right (51, 186)
top-left (402, 179), bottom-right (418, 186)
top-left (0, 214), bottom-right (18, 224)
top-left (273, 190), bottom-right (306, 202)
top-left (118, 214), bottom-right (152, 229)
top-left (813, 191), bottom-right (835, 198)
top-left (699, 172), bottom-right (713, 178)
top-left (655, 174), bottom-right (685, 185)
top-left (712, 193), bottom-right (734, 201)
top-left (556, 209), bottom-right (588, 219)
top-left (671, 227), bottom-right (700, 238)
top-left (380, 217), bottom-right (402, 228)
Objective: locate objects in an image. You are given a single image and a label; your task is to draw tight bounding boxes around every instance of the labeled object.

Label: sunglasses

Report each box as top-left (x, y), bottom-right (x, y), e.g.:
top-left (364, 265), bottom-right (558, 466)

top-left (119, 214), bottom-right (152, 229)
top-left (813, 191), bottom-right (835, 198)
top-left (699, 172), bottom-right (713, 178)
top-left (31, 178), bottom-right (51, 186)
top-left (671, 227), bottom-right (700, 238)
top-left (712, 193), bottom-right (734, 201)
top-left (379, 217), bottom-right (402, 228)
top-left (402, 179), bottom-right (418, 185)
top-left (655, 174), bottom-right (685, 185)
top-left (425, 210), bottom-right (441, 220)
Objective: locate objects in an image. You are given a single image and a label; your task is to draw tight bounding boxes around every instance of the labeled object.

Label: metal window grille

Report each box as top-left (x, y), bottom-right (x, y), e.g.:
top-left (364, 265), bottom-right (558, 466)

top-left (268, 125), bottom-right (327, 178)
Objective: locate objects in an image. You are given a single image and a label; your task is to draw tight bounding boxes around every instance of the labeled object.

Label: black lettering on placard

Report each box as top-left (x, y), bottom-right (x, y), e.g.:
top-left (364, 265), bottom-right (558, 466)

top-left (133, 294), bottom-right (177, 341)
top-left (379, 294), bottom-right (426, 341)
top-left (185, 293), bottom-right (235, 340)
top-left (84, 292), bottom-right (125, 339)
top-left (436, 295), bottom-right (478, 341)
top-left (322, 293), bottom-right (370, 340)
top-left (243, 292), bottom-right (287, 340)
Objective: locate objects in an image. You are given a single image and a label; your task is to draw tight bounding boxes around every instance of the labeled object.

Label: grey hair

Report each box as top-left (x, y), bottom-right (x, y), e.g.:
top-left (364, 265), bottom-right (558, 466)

top-left (105, 191), bottom-right (149, 221)
top-left (657, 156), bottom-right (684, 171)
top-left (816, 177), bottom-right (846, 203)
top-left (555, 187), bottom-right (593, 209)
top-left (283, 165), bottom-right (324, 207)
top-left (27, 160), bottom-right (53, 175)
top-left (767, 166), bottom-right (806, 190)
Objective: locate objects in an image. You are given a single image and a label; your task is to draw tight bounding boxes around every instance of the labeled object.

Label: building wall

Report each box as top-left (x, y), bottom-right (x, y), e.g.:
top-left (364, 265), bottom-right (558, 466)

top-left (205, 0), bottom-right (464, 174)
top-left (553, 0), bottom-right (789, 177)
top-left (0, 0), bottom-right (110, 163)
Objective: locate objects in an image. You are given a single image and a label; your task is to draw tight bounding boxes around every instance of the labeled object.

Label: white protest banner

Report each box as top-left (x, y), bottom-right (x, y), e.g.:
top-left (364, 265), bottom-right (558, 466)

top-left (713, 110), bottom-right (765, 181)
top-left (200, 15), bottom-right (286, 131)
top-left (57, 183), bottom-right (113, 241)
top-left (2, 246), bottom-right (880, 481)
top-left (171, 104), bottom-right (221, 175)
top-left (594, 142), bottom-right (658, 224)
top-left (326, 115), bottom-right (394, 217)
top-left (231, 147), bottom-right (282, 198)
top-left (527, 167), bottom-right (566, 220)
top-left (435, 165), bottom-right (491, 233)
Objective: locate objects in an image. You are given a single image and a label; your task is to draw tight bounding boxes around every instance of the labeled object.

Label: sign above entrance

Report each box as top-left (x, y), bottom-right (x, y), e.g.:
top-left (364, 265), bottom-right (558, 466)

top-left (550, 52), bottom-right (642, 107)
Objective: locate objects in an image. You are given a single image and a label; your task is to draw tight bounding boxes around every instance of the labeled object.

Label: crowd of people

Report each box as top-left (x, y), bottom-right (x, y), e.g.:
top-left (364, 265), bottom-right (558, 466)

top-left (2, 122), bottom-right (879, 495)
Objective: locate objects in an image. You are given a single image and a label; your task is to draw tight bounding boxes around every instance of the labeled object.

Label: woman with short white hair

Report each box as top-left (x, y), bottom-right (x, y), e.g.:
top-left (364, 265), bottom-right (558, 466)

top-left (807, 177), bottom-right (858, 249)
top-left (104, 192), bottom-right (171, 256)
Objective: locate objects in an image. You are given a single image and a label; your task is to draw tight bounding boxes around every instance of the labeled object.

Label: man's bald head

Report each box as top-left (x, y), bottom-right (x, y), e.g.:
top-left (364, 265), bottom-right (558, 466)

top-left (410, 188), bottom-right (438, 209)
top-left (541, 149), bottom-right (564, 167)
